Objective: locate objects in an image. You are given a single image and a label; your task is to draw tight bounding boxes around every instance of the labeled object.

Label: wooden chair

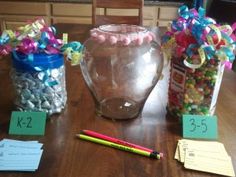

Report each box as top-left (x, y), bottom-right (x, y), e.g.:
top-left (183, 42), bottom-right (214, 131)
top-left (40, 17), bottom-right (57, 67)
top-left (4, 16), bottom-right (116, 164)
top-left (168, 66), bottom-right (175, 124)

top-left (92, 0), bottom-right (143, 26)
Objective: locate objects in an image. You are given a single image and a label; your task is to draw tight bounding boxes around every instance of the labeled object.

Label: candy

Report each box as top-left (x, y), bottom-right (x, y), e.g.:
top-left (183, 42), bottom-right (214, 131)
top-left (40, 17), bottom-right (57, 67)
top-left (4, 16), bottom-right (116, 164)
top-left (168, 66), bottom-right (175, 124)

top-left (109, 36), bottom-right (118, 45)
top-left (162, 5), bottom-right (236, 117)
top-left (123, 37), bottom-right (131, 46)
top-left (11, 66), bottom-right (67, 114)
top-left (0, 18), bottom-right (76, 116)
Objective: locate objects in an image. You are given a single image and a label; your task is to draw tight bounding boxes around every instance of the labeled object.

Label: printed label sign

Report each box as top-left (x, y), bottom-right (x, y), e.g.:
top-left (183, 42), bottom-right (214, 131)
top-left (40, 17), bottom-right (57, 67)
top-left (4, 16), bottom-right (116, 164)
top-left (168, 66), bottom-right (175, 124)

top-left (169, 63), bottom-right (186, 106)
top-left (170, 63), bottom-right (186, 92)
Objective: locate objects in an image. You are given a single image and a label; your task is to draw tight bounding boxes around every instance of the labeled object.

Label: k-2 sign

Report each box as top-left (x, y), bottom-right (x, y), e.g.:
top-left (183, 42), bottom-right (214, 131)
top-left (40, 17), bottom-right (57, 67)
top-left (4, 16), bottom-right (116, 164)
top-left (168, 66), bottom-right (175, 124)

top-left (9, 111), bottom-right (46, 135)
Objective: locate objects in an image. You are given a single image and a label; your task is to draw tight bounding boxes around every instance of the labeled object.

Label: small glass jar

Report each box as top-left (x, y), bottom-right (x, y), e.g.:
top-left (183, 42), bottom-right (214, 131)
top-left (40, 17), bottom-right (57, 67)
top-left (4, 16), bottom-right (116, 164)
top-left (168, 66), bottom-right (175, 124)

top-left (11, 52), bottom-right (67, 115)
top-left (167, 55), bottom-right (224, 118)
top-left (80, 24), bottom-right (164, 120)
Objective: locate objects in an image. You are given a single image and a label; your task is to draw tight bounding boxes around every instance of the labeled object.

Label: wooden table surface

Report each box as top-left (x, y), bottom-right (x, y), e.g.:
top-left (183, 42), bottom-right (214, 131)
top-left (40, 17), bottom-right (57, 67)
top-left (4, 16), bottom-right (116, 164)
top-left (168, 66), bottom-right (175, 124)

top-left (0, 24), bottom-right (236, 177)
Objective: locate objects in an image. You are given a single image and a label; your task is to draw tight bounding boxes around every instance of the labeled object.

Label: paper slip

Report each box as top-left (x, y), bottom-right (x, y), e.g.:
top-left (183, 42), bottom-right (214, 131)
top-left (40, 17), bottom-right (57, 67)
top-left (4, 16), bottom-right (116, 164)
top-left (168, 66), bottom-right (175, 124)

top-left (174, 139), bottom-right (235, 177)
top-left (0, 139), bottom-right (43, 149)
top-left (185, 149), bottom-right (235, 177)
top-left (176, 139), bottom-right (228, 163)
top-left (0, 139), bottom-right (43, 171)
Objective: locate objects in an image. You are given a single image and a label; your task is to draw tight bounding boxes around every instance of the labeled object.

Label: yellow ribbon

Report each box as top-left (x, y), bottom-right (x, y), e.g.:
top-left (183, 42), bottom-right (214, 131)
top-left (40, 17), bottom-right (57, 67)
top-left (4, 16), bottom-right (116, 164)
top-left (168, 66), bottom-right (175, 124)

top-left (183, 47), bottom-right (206, 69)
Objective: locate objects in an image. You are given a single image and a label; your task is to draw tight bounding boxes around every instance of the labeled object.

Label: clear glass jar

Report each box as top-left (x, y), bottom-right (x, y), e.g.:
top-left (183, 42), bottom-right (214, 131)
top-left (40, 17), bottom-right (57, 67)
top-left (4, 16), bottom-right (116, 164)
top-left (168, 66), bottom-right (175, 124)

top-left (167, 55), bottom-right (224, 118)
top-left (11, 52), bottom-right (67, 115)
top-left (80, 24), bottom-right (164, 120)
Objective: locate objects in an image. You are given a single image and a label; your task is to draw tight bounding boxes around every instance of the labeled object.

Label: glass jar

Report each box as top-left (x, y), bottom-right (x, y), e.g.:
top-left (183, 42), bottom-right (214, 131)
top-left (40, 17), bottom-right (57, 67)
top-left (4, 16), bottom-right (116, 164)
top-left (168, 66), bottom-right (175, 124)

top-left (80, 24), bottom-right (164, 120)
top-left (11, 52), bottom-right (67, 115)
top-left (167, 55), bottom-right (224, 118)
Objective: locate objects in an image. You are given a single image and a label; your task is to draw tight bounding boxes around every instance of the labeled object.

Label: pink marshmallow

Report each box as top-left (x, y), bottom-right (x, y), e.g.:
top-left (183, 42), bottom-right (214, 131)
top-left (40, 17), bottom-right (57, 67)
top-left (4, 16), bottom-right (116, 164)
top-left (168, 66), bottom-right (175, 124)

top-left (97, 35), bottom-right (106, 43)
top-left (144, 34), bottom-right (153, 43)
top-left (91, 32), bottom-right (98, 39)
top-left (109, 36), bottom-right (118, 45)
top-left (123, 37), bottom-right (131, 45)
top-left (148, 32), bottom-right (155, 41)
top-left (136, 36), bottom-right (143, 45)
top-left (91, 33), bottom-right (98, 38)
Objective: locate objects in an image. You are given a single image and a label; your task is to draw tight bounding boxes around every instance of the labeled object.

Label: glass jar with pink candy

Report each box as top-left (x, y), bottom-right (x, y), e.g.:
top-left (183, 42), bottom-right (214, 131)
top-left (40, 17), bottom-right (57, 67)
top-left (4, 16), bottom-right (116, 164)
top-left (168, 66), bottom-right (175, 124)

top-left (80, 24), bottom-right (164, 120)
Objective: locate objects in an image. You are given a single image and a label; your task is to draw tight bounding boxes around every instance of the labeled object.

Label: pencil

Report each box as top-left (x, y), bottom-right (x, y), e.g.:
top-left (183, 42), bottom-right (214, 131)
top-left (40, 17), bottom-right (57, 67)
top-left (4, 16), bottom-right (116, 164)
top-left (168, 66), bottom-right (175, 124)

top-left (76, 134), bottom-right (161, 159)
top-left (81, 129), bottom-right (163, 157)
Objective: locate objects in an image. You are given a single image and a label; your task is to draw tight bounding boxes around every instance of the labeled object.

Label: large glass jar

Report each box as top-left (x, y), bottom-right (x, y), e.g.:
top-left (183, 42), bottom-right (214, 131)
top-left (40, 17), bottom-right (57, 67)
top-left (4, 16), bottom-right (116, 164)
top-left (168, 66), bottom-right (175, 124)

top-left (11, 52), bottom-right (67, 115)
top-left (167, 55), bottom-right (224, 118)
top-left (80, 24), bottom-right (164, 120)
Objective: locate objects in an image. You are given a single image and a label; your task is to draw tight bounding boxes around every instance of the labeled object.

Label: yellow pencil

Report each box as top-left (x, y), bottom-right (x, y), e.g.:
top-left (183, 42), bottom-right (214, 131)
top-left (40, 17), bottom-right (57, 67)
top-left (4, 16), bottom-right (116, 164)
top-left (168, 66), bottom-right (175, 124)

top-left (76, 134), bottom-right (160, 159)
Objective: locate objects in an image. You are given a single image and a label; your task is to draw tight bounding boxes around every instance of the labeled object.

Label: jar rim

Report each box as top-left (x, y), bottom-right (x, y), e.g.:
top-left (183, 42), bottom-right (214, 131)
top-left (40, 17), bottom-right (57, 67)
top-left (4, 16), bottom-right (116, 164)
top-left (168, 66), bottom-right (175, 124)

top-left (90, 24), bottom-right (154, 46)
top-left (98, 24), bottom-right (147, 34)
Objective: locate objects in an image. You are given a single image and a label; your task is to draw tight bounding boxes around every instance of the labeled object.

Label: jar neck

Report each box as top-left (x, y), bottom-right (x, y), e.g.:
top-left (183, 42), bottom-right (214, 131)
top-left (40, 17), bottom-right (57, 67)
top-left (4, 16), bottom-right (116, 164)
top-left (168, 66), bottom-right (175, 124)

top-left (90, 24), bottom-right (155, 46)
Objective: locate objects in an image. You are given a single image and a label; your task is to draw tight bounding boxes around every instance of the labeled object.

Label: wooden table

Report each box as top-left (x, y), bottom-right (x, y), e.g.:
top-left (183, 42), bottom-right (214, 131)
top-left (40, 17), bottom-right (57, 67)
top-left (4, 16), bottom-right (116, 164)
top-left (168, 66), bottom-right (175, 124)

top-left (0, 24), bottom-right (236, 177)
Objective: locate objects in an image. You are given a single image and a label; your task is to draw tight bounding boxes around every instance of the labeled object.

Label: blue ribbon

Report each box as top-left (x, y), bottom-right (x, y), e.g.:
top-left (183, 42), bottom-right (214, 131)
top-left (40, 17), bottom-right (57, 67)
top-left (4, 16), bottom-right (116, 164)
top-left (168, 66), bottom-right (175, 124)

top-left (170, 5), bottom-right (236, 64)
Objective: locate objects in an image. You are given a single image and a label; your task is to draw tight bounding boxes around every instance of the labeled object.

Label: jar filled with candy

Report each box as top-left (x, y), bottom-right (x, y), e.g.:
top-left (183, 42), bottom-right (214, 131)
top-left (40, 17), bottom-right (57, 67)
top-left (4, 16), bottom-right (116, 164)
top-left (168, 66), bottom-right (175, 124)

top-left (11, 52), bottom-right (67, 115)
top-left (162, 6), bottom-right (236, 118)
top-left (0, 19), bottom-right (70, 115)
top-left (167, 55), bottom-right (225, 117)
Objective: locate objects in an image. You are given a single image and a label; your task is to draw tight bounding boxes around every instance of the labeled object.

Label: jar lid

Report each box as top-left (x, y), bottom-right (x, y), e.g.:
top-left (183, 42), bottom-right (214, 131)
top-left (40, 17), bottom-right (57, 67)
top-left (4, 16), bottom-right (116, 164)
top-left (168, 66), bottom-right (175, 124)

top-left (90, 24), bottom-right (155, 46)
top-left (12, 51), bottom-right (64, 72)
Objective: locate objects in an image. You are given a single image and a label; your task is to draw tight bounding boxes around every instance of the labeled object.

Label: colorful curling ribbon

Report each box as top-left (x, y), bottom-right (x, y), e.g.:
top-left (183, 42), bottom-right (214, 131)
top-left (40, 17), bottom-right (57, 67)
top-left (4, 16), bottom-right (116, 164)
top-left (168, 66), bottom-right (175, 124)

top-left (0, 18), bottom-right (84, 65)
top-left (161, 5), bottom-right (236, 69)
top-left (61, 41), bottom-right (83, 65)
top-left (164, 5), bottom-right (236, 117)
top-left (0, 18), bottom-right (63, 57)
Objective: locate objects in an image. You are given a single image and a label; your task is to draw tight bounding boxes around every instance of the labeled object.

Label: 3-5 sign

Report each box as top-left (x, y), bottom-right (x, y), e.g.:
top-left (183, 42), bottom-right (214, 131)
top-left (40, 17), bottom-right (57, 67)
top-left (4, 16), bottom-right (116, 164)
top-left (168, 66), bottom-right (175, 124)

top-left (182, 115), bottom-right (218, 140)
top-left (189, 118), bottom-right (207, 133)
top-left (9, 111), bottom-right (46, 135)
